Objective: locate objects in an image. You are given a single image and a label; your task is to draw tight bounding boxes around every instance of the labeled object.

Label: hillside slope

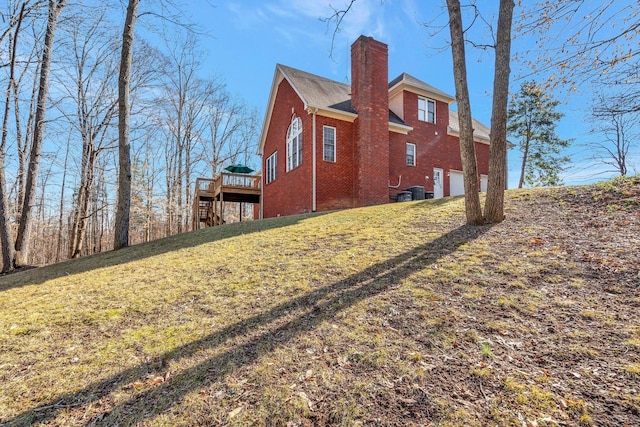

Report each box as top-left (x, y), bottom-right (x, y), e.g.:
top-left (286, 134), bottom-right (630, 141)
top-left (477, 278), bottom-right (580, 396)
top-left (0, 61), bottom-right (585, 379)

top-left (1, 177), bottom-right (639, 426)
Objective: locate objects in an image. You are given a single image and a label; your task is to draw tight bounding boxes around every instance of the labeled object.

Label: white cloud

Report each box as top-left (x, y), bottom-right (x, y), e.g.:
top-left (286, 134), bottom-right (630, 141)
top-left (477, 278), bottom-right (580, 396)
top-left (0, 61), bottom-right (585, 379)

top-left (225, 2), bottom-right (271, 30)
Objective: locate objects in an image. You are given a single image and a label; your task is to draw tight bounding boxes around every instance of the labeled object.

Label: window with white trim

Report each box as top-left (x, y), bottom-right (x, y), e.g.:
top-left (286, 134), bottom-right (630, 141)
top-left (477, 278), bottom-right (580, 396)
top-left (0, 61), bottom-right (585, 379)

top-left (286, 115), bottom-right (303, 171)
top-left (323, 126), bottom-right (336, 162)
top-left (406, 142), bottom-right (416, 166)
top-left (266, 151), bottom-right (277, 184)
top-left (418, 97), bottom-right (436, 123)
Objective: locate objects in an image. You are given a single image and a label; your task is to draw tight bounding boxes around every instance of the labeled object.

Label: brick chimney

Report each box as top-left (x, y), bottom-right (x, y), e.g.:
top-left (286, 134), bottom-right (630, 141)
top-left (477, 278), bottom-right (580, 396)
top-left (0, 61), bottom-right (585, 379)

top-left (351, 35), bottom-right (390, 206)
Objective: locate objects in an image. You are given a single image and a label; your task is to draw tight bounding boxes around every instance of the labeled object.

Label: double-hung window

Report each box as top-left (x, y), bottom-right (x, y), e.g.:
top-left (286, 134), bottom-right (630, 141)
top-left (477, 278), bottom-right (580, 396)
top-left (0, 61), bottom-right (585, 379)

top-left (323, 126), bottom-right (336, 162)
top-left (406, 143), bottom-right (416, 166)
top-left (418, 97), bottom-right (436, 123)
top-left (266, 152), bottom-right (277, 184)
top-left (286, 116), bottom-right (303, 171)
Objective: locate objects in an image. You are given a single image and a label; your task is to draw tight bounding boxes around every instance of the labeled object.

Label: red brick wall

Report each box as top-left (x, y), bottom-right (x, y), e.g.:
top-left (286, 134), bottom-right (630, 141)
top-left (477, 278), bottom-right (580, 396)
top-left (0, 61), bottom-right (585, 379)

top-left (262, 78), bottom-right (313, 218)
top-left (388, 91), bottom-right (490, 198)
top-left (351, 36), bottom-right (390, 206)
top-left (315, 117), bottom-right (356, 211)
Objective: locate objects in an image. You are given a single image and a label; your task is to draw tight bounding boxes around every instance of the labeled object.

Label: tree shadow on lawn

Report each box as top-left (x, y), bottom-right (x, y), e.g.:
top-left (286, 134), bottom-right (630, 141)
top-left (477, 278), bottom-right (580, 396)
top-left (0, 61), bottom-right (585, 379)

top-left (0, 212), bottom-right (327, 292)
top-left (4, 223), bottom-right (491, 426)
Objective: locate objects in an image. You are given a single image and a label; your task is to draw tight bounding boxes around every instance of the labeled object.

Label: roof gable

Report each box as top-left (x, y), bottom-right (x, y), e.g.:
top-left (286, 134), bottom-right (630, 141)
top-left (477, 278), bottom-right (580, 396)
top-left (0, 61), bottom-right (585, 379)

top-left (388, 72), bottom-right (455, 104)
top-left (277, 65), bottom-right (355, 114)
top-left (448, 110), bottom-right (490, 144)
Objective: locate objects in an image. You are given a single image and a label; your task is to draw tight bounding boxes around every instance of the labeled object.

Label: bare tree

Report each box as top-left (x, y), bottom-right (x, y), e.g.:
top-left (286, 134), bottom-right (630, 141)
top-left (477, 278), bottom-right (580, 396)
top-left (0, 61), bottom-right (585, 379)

top-left (14, 0), bottom-right (66, 267)
top-left (157, 34), bottom-right (212, 234)
top-left (483, 0), bottom-right (514, 223)
top-left (590, 97), bottom-right (637, 177)
top-left (0, 2), bottom-right (26, 272)
top-left (517, 1), bottom-right (640, 112)
top-left (57, 13), bottom-right (119, 258)
top-left (203, 88), bottom-right (247, 176)
top-left (114, 0), bottom-right (139, 250)
top-left (446, 0), bottom-right (483, 225)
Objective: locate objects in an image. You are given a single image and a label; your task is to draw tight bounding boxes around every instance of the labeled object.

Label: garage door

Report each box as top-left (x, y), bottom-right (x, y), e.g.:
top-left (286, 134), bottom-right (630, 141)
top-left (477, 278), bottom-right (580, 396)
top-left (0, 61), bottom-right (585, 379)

top-left (480, 174), bottom-right (488, 192)
top-left (449, 170), bottom-right (464, 196)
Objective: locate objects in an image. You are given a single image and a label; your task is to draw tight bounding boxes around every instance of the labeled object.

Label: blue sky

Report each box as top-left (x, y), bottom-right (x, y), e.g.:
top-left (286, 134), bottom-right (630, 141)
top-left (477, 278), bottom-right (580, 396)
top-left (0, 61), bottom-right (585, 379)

top-left (176, 0), bottom-right (637, 187)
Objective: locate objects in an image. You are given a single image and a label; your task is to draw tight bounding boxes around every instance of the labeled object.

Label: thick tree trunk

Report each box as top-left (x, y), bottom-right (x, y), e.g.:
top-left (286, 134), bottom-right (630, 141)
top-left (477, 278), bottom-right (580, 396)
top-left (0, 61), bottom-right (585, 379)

top-left (16, 55), bottom-right (41, 220)
top-left (484, 0), bottom-right (514, 223)
top-left (114, 0), bottom-right (139, 250)
top-left (14, 0), bottom-right (65, 267)
top-left (446, 0), bottom-right (483, 225)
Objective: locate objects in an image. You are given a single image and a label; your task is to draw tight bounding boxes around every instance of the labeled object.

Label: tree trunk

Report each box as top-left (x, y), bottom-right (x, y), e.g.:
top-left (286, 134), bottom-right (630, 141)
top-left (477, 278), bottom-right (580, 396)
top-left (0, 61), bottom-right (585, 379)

top-left (446, 0), bottom-right (483, 225)
top-left (484, 0), bottom-right (514, 223)
top-left (16, 51), bottom-right (41, 221)
top-left (70, 147), bottom-right (96, 258)
top-left (14, 0), bottom-right (65, 267)
top-left (517, 132), bottom-right (530, 189)
top-left (0, 41), bottom-right (18, 271)
top-left (56, 134), bottom-right (70, 262)
top-left (114, 0), bottom-right (139, 250)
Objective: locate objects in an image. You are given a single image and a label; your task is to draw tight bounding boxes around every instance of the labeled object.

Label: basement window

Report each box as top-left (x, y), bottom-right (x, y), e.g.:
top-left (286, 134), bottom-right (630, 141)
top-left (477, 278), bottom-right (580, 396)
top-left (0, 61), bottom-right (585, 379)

top-left (286, 115), bottom-right (303, 171)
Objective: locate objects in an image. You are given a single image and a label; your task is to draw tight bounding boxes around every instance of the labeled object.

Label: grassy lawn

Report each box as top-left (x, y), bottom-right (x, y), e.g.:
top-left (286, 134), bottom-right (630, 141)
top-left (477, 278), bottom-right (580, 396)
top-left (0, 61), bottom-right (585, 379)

top-left (1, 177), bottom-right (639, 426)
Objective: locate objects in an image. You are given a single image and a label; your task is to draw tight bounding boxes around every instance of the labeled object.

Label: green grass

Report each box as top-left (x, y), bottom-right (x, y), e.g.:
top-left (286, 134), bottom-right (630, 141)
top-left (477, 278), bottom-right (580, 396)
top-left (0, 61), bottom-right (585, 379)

top-left (1, 178), bottom-right (639, 426)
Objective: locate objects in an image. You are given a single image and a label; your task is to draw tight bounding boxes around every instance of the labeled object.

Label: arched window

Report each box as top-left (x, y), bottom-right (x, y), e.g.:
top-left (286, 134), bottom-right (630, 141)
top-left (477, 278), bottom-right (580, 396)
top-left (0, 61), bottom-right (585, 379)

top-left (286, 115), bottom-right (302, 171)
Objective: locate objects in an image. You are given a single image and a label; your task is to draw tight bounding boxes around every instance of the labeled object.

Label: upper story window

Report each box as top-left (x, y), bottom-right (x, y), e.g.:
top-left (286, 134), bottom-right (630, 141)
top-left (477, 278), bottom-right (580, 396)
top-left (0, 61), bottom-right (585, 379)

top-left (286, 115), bottom-right (302, 171)
top-left (406, 142), bottom-right (416, 166)
top-left (323, 126), bottom-right (336, 162)
top-left (266, 151), bottom-right (277, 184)
top-left (418, 97), bottom-right (436, 123)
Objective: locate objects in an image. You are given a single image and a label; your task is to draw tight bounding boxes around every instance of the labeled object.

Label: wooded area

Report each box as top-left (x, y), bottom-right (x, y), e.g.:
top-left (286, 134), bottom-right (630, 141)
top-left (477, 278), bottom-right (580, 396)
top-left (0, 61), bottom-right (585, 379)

top-left (2, 0), bottom-right (639, 271)
top-left (0, 1), bottom-right (259, 271)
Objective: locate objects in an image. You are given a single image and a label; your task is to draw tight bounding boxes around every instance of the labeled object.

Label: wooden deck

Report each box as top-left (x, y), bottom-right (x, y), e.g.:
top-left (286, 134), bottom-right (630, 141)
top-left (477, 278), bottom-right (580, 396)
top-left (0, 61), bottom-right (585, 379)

top-left (192, 172), bottom-right (261, 230)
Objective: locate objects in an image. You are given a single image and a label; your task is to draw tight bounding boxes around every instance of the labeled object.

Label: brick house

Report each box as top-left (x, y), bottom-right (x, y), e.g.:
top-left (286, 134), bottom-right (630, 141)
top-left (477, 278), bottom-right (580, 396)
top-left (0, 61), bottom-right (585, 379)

top-left (258, 35), bottom-right (491, 219)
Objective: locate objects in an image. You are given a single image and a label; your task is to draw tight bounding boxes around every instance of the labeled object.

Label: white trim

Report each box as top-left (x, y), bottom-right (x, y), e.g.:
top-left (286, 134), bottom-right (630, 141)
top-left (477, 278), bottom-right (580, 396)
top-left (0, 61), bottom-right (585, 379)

top-left (418, 96), bottom-right (436, 124)
top-left (406, 142), bottom-right (416, 166)
top-left (286, 115), bottom-right (302, 171)
top-left (433, 168), bottom-right (444, 199)
top-left (266, 152), bottom-right (277, 184)
top-left (446, 127), bottom-right (491, 145)
top-left (312, 109), bottom-right (317, 212)
top-left (390, 122), bottom-right (413, 134)
top-left (323, 125), bottom-right (336, 162)
top-left (388, 81), bottom-right (456, 104)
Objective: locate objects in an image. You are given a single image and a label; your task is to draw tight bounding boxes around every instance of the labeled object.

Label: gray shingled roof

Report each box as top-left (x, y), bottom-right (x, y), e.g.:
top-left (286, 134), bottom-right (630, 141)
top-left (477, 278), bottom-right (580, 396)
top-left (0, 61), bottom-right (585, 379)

top-left (278, 64), bottom-right (355, 114)
top-left (448, 110), bottom-right (490, 141)
top-left (389, 73), bottom-right (455, 101)
top-left (278, 64), bottom-right (408, 125)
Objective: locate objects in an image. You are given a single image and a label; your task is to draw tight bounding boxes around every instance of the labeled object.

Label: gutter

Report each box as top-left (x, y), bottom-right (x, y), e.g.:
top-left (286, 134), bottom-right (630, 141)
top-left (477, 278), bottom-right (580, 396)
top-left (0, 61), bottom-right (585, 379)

top-left (310, 107), bottom-right (318, 212)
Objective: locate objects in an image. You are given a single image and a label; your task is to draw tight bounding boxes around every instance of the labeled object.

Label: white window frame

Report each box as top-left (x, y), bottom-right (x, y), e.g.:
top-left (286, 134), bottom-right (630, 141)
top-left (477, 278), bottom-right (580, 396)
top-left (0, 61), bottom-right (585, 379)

top-left (418, 97), bottom-right (436, 124)
top-left (286, 115), bottom-right (303, 171)
top-left (266, 151), bottom-right (277, 184)
top-left (406, 142), bottom-right (416, 166)
top-left (323, 125), bottom-right (336, 162)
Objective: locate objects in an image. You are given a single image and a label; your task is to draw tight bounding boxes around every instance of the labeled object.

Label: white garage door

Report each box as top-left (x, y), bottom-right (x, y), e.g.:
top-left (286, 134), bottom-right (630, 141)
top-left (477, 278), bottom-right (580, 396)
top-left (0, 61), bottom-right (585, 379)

top-left (449, 170), bottom-right (464, 196)
top-left (480, 174), bottom-right (488, 192)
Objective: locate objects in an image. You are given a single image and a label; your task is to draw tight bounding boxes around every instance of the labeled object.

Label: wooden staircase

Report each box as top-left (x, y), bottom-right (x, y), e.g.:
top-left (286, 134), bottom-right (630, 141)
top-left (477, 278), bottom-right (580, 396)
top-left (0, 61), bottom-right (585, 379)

top-left (192, 173), bottom-right (261, 230)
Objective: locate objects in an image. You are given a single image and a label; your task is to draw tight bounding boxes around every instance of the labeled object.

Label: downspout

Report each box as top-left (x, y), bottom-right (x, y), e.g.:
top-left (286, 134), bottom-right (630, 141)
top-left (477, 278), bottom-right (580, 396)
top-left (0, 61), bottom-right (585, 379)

top-left (311, 107), bottom-right (318, 212)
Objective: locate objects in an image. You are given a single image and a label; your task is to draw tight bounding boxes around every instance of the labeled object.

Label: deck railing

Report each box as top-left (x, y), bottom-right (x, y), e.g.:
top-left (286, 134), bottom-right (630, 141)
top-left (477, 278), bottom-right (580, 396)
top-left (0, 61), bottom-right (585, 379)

top-left (195, 172), bottom-right (261, 197)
